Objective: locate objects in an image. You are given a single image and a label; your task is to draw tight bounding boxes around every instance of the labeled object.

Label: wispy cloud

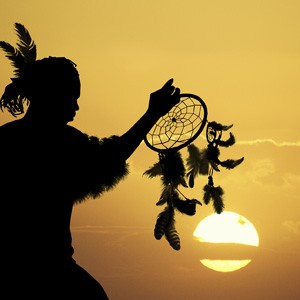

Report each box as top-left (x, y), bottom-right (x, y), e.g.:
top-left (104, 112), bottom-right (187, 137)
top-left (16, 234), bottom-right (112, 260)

top-left (72, 225), bottom-right (153, 251)
top-left (237, 139), bottom-right (300, 147)
top-left (283, 220), bottom-right (300, 236)
top-left (72, 224), bottom-right (151, 234)
top-left (142, 137), bottom-right (300, 148)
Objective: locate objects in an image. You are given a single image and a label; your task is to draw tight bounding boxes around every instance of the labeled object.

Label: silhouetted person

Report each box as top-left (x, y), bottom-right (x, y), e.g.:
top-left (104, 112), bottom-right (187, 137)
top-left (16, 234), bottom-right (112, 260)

top-left (0, 55), bottom-right (180, 298)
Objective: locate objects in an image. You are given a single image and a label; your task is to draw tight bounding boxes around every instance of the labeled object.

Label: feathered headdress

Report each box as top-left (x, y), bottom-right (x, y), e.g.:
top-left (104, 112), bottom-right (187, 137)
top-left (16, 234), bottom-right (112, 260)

top-left (0, 23), bottom-right (37, 116)
top-left (0, 23), bottom-right (36, 76)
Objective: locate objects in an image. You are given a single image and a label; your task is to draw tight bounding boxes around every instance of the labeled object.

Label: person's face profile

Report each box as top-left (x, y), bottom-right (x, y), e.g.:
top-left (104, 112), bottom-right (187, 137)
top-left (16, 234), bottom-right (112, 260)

top-left (53, 74), bottom-right (81, 123)
top-left (31, 71), bottom-right (81, 124)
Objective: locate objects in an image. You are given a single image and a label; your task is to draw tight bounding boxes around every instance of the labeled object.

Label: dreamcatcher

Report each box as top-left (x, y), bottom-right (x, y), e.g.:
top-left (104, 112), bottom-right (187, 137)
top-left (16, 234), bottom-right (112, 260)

top-left (143, 94), bottom-right (244, 250)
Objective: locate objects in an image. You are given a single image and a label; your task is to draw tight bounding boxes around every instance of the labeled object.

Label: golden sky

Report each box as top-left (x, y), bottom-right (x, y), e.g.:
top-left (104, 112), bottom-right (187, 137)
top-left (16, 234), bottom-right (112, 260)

top-left (1, 1), bottom-right (299, 299)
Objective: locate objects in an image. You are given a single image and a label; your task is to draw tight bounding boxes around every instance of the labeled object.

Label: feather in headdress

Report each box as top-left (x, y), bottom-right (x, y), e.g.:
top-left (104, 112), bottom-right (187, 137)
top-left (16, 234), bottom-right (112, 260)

top-left (0, 41), bottom-right (24, 76)
top-left (14, 23), bottom-right (36, 63)
top-left (0, 22), bottom-right (36, 77)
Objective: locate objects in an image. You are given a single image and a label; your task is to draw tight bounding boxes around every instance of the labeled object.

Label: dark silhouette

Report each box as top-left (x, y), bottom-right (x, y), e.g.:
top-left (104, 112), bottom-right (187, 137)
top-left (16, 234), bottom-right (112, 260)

top-left (0, 23), bottom-right (180, 299)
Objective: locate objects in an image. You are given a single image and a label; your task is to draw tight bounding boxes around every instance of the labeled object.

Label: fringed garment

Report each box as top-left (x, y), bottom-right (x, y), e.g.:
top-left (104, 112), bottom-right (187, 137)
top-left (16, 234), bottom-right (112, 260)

top-left (0, 119), bottom-right (129, 283)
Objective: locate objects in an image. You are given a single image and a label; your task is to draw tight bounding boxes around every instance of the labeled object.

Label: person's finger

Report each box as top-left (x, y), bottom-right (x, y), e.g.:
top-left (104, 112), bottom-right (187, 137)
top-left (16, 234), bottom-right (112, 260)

top-left (172, 88), bottom-right (181, 103)
top-left (173, 87), bottom-right (180, 96)
top-left (162, 78), bottom-right (173, 89)
top-left (168, 85), bottom-right (175, 94)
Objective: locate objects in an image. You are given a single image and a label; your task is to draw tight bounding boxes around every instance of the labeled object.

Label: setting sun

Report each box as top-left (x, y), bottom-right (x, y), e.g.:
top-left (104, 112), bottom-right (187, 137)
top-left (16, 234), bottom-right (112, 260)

top-left (194, 211), bottom-right (259, 246)
top-left (193, 211), bottom-right (259, 272)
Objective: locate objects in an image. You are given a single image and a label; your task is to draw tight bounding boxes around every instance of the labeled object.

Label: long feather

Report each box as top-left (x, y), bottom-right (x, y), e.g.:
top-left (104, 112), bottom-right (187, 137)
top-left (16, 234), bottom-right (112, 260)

top-left (211, 186), bottom-right (224, 214)
top-left (160, 151), bottom-right (186, 186)
top-left (165, 215), bottom-right (180, 250)
top-left (143, 161), bottom-right (163, 178)
top-left (186, 145), bottom-right (209, 178)
top-left (220, 157), bottom-right (244, 169)
top-left (186, 144), bottom-right (202, 172)
top-left (0, 41), bottom-right (24, 76)
top-left (203, 184), bottom-right (212, 205)
top-left (14, 23), bottom-right (36, 63)
top-left (154, 206), bottom-right (173, 240)
top-left (218, 132), bottom-right (236, 147)
top-left (173, 198), bottom-right (201, 216)
top-left (156, 185), bottom-right (172, 206)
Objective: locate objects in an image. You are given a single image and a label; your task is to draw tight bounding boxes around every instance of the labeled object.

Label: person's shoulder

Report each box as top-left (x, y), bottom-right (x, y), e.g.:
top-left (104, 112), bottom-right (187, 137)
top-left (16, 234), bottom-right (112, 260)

top-left (0, 119), bottom-right (20, 128)
top-left (64, 124), bottom-right (84, 135)
top-left (63, 125), bottom-right (90, 143)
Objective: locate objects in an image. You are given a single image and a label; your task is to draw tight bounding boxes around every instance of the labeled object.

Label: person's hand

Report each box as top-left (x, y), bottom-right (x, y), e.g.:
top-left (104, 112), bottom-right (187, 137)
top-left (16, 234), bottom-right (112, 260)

top-left (148, 78), bottom-right (180, 118)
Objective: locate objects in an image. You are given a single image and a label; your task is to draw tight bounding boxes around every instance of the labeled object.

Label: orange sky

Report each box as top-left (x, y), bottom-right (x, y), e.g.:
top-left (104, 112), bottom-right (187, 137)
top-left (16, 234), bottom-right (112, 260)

top-left (1, 1), bottom-right (299, 299)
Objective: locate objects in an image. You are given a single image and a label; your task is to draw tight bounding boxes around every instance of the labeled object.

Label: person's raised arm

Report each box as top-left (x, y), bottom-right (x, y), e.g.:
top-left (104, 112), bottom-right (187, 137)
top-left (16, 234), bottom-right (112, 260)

top-left (118, 78), bottom-right (180, 161)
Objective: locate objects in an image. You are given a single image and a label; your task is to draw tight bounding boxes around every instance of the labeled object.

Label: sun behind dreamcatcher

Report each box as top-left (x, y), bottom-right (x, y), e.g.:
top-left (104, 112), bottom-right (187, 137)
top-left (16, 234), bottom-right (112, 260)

top-left (143, 93), bottom-right (244, 250)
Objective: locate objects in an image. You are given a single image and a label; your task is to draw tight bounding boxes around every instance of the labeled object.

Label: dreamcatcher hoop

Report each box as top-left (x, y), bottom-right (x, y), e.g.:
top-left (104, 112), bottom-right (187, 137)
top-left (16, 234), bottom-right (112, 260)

top-left (144, 94), bottom-right (208, 153)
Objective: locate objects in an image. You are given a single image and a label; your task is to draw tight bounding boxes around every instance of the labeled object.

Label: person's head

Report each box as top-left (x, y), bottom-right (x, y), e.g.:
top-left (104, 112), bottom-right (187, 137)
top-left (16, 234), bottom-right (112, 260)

top-left (1, 56), bottom-right (81, 124)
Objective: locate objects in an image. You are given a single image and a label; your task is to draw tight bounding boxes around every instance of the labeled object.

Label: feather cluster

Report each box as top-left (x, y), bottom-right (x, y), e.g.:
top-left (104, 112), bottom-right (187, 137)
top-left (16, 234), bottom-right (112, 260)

top-left (186, 144), bottom-right (209, 187)
top-left (154, 206), bottom-right (180, 250)
top-left (144, 151), bottom-right (202, 250)
top-left (0, 23), bottom-right (36, 77)
top-left (144, 120), bottom-right (245, 250)
top-left (203, 176), bottom-right (225, 214)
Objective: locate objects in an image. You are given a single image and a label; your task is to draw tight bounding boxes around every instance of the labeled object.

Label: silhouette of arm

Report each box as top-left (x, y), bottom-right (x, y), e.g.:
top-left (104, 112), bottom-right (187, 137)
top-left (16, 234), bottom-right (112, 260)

top-left (118, 79), bottom-right (180, 160)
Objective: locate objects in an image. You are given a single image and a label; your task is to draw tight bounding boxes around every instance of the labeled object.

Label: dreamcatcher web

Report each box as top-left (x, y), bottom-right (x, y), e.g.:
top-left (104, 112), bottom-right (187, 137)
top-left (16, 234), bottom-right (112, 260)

top-left (144, 94), bottom-right (207, 152)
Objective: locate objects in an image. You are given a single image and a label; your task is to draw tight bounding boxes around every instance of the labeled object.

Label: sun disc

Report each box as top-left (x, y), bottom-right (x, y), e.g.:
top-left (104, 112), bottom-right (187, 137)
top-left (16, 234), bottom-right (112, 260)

top-left (193, 211), bottom-right (259, 247)
top-left (194, 211), bottom-right (259, 272)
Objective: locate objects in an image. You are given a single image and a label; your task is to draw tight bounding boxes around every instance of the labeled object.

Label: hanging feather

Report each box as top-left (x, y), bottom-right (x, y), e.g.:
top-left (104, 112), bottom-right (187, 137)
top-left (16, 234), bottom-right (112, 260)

top-left (187, 170), bottom-right (195, 188)
top-left (143, 161), bottom-right (163, 178)
top-left (14, 23), bottom-right (36, 63)
top-left (156, 184), bottom-right (177, 206)
top-left (198, 148), bottom-right (209, 175)
top-left (179, 176), bottom-right (188, 188)
top-left (220, 157), bottom-right (244, 169)
top-left (211, 186), bottom-right (224, 214)
top-left (159, 151), bottom-right (185, 186)
top-left (186, 144), bottom-right (209, 188)
top-left (165, 214), bottom-right (181, 250)
top-left (218, 132), bottom-right (236, 147)
top-left (156, 182), bottom-right (172, 206)
top-left (221, 124), bottom-right (233, 131)
top-left (208, 121), bottom-right (233, 131)
top-left (154, 206), bottom-right (173, 240)
top-left (203, 184), bottom-right (212, 205)
top-left (186, 144), bottom-right (202, 173)
top-left (173, 198), bottom-right (202, 216)
top-left (210, 161), bottom-right (220, 172)
top-left (156, 198), bottom-right (167, 206)
top-left (206, 144), bottom-right (221, 164)
top-left (202, 178), bottom-right (224, 214)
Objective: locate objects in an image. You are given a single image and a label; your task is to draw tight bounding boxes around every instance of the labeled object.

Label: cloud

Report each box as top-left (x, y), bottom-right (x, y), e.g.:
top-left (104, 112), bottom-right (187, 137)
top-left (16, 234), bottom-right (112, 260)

top-left (72, 224), bottom-right (151, 234)
top-left (283, 220), bottom-right (300, 236)
top-left (251, 159), bottom-right (274, 176)
top-left (237, 139), bottom-right (300, 147)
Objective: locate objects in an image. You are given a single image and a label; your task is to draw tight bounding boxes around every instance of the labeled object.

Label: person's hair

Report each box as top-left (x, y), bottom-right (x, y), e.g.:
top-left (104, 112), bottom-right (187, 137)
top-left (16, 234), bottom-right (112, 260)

top-left (0, 56), bottom-right (79, 117)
